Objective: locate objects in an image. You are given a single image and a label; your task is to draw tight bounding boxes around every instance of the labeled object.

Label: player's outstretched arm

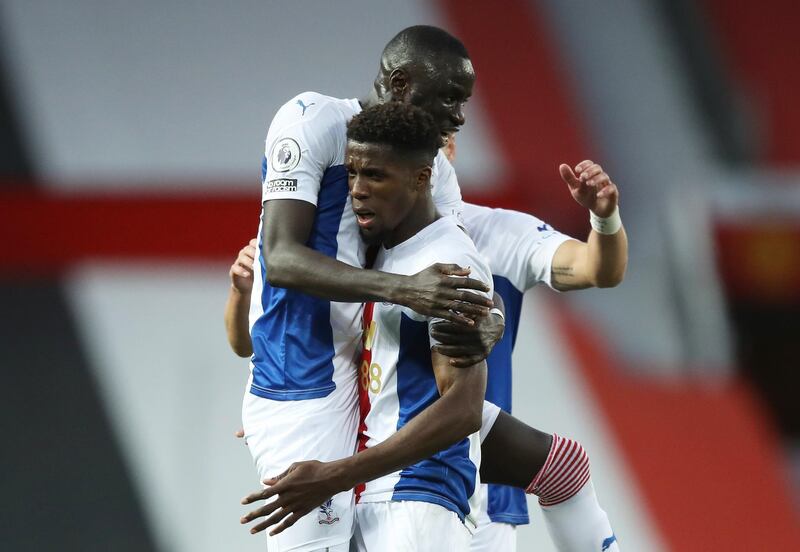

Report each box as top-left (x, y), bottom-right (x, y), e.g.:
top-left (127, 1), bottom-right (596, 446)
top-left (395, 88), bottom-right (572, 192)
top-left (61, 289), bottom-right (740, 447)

top-left (262, 199), bottom-right (491, 325)
top-left (550, 161), bottom-right (628, 291)
top-left (225, 239), bottom-right (257, 357)
top-left (240, 353), bottom-right (487, 536)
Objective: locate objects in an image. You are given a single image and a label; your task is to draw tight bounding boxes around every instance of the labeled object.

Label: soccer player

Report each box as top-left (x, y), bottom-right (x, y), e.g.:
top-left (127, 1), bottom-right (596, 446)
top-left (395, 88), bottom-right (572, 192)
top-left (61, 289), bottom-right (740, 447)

top-left (239, 191), bottom-right (625, 552)
top-left (236, 24), bottom-right (624, 551)
top-left (230, 176), bottom-right (627, 551)
top-left (346, 101), bottom-right (491, 550)
top-left (441, 135), bottom-right (626, 551)
top-left (463, 187), bottom-right (624, 552)
top-left (241, 26), bottom-right (502, 552)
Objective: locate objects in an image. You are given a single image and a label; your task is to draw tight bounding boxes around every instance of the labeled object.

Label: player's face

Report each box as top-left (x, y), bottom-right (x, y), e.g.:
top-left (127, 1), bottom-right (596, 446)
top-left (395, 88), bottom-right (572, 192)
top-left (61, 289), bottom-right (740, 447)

top-left (346, 141), bottom-right (422, 245)
top-left (407, 57), bottom-right (475, 141)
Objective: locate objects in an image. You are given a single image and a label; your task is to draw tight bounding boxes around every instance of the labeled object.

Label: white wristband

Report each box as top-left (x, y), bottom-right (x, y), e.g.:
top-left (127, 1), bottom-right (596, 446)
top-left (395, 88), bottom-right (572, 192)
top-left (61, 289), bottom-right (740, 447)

top-left (590, 206), bottom-right (622, 235)
top-left (489, 307), bottom-right (505, 321)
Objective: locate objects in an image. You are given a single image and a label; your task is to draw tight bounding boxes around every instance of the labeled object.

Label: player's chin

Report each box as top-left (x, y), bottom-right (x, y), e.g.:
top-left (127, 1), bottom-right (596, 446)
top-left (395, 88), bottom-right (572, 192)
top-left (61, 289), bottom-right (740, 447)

top-left (358, 227), bottom-right (381, 245)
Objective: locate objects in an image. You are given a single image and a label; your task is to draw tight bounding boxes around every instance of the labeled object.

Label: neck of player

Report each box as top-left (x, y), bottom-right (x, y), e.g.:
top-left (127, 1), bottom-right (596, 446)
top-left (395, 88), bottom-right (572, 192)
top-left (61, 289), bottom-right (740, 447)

top-left (383, 195), bottom-right (439, 249)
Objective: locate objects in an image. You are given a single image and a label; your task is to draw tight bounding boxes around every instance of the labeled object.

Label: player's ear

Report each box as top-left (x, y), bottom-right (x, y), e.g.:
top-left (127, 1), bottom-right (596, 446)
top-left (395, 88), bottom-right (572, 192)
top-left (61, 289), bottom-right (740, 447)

top-left (388, 69), bottom-right (409, 101)
top-left (415, 166), bottom-right (432, 191)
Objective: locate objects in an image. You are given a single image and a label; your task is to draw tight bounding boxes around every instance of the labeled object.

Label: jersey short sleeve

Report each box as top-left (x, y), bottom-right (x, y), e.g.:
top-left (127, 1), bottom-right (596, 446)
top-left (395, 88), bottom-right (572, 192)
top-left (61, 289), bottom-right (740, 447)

top-left (461, 203), bottom-right (574, 292)
top-left (418, 222), bottom-right (493, 348)
top-left (427, 250), bottom-right (494, 347)
top-left (522, 216), bottom-right (574, 290)
top-left (261, 93), bottom-right (346, 206)
top-left (389, 217), bottom-right (493, 347)
top-left (431, 151), bottom-right (464, 222)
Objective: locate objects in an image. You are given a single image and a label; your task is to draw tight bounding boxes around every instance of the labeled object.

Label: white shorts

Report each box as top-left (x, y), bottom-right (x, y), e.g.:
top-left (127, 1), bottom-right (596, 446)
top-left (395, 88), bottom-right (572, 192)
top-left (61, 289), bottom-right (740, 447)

top-left (470, 518), bottom-right (516, 552)
top-left (242, 379), bottom-right (359, 552)
top-left (353, 501), bottom-right (471, 552)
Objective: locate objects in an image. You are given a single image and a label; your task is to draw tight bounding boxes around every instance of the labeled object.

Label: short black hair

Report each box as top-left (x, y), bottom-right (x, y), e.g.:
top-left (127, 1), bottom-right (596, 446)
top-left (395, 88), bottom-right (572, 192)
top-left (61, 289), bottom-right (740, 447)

top-left (382, 25), bottom-right (469, 69)
top-left (347, 103), bottom-right (440, 161)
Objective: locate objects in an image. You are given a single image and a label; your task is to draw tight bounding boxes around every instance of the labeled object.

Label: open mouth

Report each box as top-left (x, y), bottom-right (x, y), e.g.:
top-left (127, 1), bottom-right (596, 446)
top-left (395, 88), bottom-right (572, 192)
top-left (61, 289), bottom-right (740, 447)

top-left (353, 206), bottom-right (376, 228)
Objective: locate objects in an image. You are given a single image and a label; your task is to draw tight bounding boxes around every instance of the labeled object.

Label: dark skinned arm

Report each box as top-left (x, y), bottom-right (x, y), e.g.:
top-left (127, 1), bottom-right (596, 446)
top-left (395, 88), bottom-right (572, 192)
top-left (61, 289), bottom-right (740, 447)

top-left (240, 351), bottom-right (487, 535)
top-left (222, 205), bottom-right (503, 362)
top-left (430, 291), bottom-right (506, 367)
top-left (263, 199), bottom-right (491, 324)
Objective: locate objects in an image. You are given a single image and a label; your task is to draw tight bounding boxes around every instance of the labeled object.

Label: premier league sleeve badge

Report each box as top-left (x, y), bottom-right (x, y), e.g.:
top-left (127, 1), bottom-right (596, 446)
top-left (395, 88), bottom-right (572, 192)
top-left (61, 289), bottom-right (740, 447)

top-left (270, 138), bottom-right (302, 173)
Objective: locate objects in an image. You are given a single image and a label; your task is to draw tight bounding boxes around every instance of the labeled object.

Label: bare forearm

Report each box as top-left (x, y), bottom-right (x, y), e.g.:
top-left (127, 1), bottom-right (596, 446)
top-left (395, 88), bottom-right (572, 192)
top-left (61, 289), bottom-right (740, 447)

top-left (262, 199), bottom-right (491, 324)
top-left (552, 228), bottom-right (628, 291)
top-left (266, 242), bottom-right (405, 303)
top-left (224, 286), bottom-right (253, 357)
top-left (262, 199), bottom-right (406, 303)
top-left (238, 361), bottom-right (487, 534)
top-left (554, 159), bottom-right (627, 290)
top-left (331, 370), bottom-right (485, 491)
top-left (585, 226), bottom-right (627, 288)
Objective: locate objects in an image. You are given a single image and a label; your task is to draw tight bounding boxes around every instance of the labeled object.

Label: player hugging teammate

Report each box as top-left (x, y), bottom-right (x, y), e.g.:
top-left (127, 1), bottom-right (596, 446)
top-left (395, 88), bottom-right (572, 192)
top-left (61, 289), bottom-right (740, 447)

top-left (231, 26), bottom-right (626, 552)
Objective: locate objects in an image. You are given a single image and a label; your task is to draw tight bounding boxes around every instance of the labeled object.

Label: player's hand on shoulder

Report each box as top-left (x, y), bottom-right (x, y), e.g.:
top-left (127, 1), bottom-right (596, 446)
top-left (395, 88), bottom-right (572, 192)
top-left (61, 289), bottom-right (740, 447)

top-left (240, 459), bottom-right (346, 536)
top-left (559, 160), bottom-right (619, 218)
top-left (230, 238), bottom-right (258, 293)
top-left (430, 310), bottom-right (504, 368)
top-left (400, 263), bottom-right (493, 326)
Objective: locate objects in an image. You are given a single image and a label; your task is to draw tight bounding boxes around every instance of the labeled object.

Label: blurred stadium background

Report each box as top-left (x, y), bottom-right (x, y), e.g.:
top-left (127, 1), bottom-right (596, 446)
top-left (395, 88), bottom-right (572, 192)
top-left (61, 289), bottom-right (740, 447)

top-left (2, 1), bottom-right (799, 550)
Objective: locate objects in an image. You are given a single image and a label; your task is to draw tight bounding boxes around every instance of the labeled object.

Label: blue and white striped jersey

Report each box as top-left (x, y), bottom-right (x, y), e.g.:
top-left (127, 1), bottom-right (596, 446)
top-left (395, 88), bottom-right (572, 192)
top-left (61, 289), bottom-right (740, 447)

top-left (462, 202), bottom-right (573, 526)
top-left (356, 216), bottom-right (493, 530)
top-left (248, 92), bottom-right (463, 403)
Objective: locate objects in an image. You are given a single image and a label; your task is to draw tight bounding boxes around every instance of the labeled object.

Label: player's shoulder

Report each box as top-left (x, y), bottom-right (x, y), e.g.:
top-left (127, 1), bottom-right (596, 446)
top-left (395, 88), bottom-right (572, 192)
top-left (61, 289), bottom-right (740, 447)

top-left (283, 91), bottom-right (358, 118)
top-left (462, 203), bottom-right (571, 290)
top-left (427, 217), bottom-right (491, 277)
top-left (436, 215), bottom-right (479, 248)
top-left (460, 202), bottom-right (492, 226)
top-left (464, 203), bottom-right (557, 250)
top-left (392, 217), bottom-right (471, 266)
top-left (463, 203), bottom-right (546, 232)
top-left (269, 91), bottom-right (358, 135)
top-left (265, 92), bottom-right (358, 164)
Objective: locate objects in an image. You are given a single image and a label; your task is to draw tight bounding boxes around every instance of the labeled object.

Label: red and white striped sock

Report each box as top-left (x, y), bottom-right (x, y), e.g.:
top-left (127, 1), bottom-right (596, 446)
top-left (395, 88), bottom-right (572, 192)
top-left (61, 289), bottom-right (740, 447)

top-left (527, 434), bottom-right (619, 551)
top-left (526, 433), bottom-right (591, 506)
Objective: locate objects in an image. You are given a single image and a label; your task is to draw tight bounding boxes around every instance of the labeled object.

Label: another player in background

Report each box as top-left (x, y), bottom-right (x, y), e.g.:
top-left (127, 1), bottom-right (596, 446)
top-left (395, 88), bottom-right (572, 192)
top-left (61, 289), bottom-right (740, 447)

top-left (241, 26), bottom-right (502, 552)
top-left (463, 193), bottom-right (625, 552)
top-left (441, 133), bottom-right (627, 551)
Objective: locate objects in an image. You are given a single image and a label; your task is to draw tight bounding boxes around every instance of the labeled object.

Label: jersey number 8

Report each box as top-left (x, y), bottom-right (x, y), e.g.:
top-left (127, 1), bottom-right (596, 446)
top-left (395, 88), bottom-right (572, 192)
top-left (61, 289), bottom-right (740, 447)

top-left (360, 360), bottom-right (382, 394)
